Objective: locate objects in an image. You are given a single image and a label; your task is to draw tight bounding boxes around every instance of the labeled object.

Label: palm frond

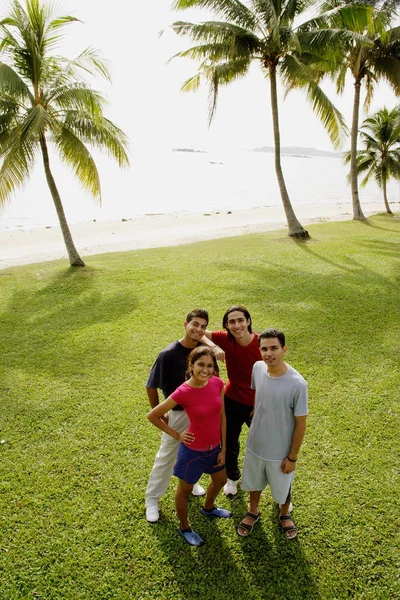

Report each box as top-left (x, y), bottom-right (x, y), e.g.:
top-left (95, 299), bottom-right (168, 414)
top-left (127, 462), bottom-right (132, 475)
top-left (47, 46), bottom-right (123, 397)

top-left (171, 42), bottom-right (234, 63)
top-left (55, 126), bottom-right (102, 200)
top-left (172, 0), bottom-right (261, 33)
top-left (0, 125), bottom-right (36, 205)
top-left (0, 99), bottom-right (19, 136)
top-left (0, 62), bottom-right (34, 103)
top-left (334, 62), bottom-right (347, 94)
top-left (61, 111), bottom-right (129, 168)
top-left (304, 78), bottom-right (348, 149)
top-left (71, 47), bottom-right (111, 82)
top-left (44, 16), bottom-right (82, 53)
top-left (44, 84), bottom-right (106, 113)
top-left (172, 32), bottom-right (261, 64)
top-left (171, 20), bottom-right (259, 45)
top-left (298, 27), bottom-right (373, 54)
top-left (318, 3), bottom-right (375, 34)
top-left (249, 0), bottom-right (278, 31)
top-left (279, 52), bottom-right (320, 89)
top-left (372, 55), bottom-right (400, 93)
top-left (19, 104), bottom-right (53, 143)
top-left (362, 69), bottom-right (376, 111)
top-left (281, 0), bottom-right (316, 25)
top-left (181, 74), bottom-right (201, 92)
top-left (204, 56), bottom-right (251, 123)
top-left (46, 16), bottom-right (80, 33)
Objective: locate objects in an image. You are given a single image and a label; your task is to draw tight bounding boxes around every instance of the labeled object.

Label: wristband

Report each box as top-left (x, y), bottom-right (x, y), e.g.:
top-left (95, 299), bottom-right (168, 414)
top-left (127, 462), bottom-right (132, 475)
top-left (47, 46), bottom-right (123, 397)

top-left (287, 456), bottom-right (297, 463)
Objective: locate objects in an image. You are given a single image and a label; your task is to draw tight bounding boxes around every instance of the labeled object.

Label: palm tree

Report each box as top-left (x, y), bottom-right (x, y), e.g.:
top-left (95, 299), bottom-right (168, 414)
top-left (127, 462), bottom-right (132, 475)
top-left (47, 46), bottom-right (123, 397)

top-left (345, 106), bottom-right (400, 214)
top-left (318, 1), bottom-right (400, 220)
top-left (0, 0), bottom-right (129, 267)
top-left (170, 0), bottom-right (349, 239)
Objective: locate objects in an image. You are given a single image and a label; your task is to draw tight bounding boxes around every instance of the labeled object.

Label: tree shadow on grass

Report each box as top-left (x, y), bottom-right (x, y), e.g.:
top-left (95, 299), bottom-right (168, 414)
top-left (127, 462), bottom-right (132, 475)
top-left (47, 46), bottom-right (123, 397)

top-left (292, 236), bottom-right (400, 278)
top-left (353, 238), bottom-right (400, 260)
top-left (291, 240), bottom-right (366, 274)
top-left (0, 267), bottom-right (139, 383)
top-left (215, 233), bottom-right (398, 305)
top-left (359, 215), bottom-right (400, 234)
top-left (210, 241), bottom-right (398, 384)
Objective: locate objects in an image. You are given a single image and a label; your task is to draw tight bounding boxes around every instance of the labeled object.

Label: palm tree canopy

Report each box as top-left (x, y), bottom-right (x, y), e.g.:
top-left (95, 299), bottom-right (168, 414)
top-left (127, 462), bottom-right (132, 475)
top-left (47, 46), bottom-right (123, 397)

top-left (171, 0), bottom-right (347, 148)
top-left (317, 1), bottom-right (400, 107)
top-left (345, 105), bottom-right (400, 187)
top-left (0, 0), bottom-right (129, 207)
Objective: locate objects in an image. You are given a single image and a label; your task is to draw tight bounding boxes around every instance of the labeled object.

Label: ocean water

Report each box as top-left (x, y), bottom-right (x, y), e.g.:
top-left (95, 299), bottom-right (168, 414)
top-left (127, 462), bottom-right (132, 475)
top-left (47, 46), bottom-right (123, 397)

top-left (0, 148), bottom-right (398, 230)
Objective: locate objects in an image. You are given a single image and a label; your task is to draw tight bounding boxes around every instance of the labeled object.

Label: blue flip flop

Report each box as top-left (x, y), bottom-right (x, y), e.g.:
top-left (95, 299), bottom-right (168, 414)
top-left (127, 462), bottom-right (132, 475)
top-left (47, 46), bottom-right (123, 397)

top-left (178, 527), bottom-right (205, 546)
top-left (201, 506), bottom-right (232, 518)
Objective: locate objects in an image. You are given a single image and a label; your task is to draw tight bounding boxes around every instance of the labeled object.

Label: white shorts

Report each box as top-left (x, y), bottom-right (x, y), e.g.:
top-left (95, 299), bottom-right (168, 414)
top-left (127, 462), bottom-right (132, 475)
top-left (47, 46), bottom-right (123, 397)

top-left (241, 449), bottom-right (294, 504)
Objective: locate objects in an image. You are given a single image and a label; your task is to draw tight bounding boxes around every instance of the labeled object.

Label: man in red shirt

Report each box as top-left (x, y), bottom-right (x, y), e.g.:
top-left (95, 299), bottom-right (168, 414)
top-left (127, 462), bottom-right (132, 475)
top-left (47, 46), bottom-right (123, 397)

top-left (203, 305), bottom-right (261, 496)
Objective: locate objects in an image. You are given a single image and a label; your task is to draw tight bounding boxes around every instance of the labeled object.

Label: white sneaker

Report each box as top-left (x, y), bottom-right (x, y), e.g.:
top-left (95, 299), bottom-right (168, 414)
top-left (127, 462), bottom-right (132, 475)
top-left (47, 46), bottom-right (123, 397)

top-left (192, 483), bottom-right (206, 496)
top-left (280, 502), bottom-right (293, 513)
top-left (224, 479), bottom-right (239, 496)
top-left (146, 504), bottom-right (159, 523)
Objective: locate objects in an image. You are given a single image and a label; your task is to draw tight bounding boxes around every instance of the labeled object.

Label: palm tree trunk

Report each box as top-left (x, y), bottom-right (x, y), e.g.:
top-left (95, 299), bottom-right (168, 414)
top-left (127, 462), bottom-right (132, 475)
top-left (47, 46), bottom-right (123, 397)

top-left (39, 134), bottom-right (85, 267)
top-left (269, 64), bottom-right (309, 238)
top-left (382, 178), bottom-right (392, 214)
top-left (350, 81), bottom-right (366, 220)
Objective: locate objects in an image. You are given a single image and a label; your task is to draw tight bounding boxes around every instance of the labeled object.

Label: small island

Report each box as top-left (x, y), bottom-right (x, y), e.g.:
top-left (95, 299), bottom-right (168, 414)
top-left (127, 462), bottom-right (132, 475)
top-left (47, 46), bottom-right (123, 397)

top-left (172, 148), bottom-right (207, 154)
top-left (253, 146), bottom-right (339, 158)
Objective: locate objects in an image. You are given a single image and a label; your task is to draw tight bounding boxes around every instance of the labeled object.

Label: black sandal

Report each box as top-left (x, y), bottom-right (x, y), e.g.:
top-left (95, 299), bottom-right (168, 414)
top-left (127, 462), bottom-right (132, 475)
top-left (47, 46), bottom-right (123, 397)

top-left (236, 511), bottom-right (260, 537)
top-left (279, 514), bottom-right (297, 540)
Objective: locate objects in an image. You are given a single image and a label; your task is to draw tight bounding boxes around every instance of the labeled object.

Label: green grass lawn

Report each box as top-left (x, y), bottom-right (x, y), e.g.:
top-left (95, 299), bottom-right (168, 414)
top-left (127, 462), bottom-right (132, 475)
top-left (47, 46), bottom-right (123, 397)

top-left (1, 215), bottom-right (399, 600)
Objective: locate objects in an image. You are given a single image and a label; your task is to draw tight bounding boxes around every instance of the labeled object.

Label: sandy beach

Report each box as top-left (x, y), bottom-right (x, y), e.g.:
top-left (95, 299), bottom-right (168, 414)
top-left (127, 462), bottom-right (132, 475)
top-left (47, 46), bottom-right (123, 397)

top-left (0, 201), bottom-right (389, 270)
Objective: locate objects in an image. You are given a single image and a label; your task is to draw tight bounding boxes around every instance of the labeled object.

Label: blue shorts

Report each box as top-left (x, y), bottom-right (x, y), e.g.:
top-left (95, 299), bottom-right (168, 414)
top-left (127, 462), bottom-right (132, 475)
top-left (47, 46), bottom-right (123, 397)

top-left (173, 444), bottom-right (225, 484)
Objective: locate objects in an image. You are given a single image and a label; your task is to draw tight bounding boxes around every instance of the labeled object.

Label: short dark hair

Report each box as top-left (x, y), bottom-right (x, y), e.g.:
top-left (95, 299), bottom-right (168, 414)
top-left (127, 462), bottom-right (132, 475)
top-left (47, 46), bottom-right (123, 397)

top-left (222, 305), bottom-right (252, 336)
top-left (258, 328), bottom-right (285, 348)
top-left (186, 308), bottom-right (209, 325)
top-left (186, 346), bottom-right (219, 379)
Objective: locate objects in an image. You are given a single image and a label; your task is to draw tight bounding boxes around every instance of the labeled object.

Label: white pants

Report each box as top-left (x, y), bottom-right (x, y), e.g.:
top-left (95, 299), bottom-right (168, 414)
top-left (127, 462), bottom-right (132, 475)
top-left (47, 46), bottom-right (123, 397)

top-left (145, 410), bottom-right (189, 507)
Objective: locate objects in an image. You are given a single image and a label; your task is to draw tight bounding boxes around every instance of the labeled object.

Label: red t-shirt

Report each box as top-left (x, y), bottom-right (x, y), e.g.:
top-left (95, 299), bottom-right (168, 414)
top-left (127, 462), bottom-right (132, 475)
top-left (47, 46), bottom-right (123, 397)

top-left (211, 331), bottom-right (260, 406)
top-left (171, 376), bottom-right (224, 451)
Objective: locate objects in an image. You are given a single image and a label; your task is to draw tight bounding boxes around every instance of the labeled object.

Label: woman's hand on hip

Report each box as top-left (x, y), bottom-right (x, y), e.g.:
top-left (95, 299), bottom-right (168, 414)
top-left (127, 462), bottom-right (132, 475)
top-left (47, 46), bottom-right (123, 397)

top-left (179, 429), bottom-right (195, 445)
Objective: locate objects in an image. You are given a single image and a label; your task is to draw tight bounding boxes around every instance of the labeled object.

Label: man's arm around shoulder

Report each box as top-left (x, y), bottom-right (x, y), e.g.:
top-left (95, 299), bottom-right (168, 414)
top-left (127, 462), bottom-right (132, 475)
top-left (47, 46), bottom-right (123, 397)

top-left (200, 331), bottom-right (225, 362)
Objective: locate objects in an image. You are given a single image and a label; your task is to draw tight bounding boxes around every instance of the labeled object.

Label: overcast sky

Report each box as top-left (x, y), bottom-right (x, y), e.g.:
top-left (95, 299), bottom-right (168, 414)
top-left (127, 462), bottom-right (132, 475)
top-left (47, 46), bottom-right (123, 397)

top-left (56, 0), bottom-right (398, 153)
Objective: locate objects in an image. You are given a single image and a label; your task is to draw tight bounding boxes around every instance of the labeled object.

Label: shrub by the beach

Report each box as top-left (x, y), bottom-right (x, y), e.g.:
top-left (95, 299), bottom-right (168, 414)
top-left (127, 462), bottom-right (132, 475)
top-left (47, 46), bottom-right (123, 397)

top-left (0, 0), bottom-right (129, 266)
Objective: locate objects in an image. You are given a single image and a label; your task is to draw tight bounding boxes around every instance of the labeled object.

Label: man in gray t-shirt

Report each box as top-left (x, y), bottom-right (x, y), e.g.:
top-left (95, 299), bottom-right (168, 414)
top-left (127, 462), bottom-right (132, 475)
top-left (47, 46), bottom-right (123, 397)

top-left (236, 328), bottom-right (308, 541)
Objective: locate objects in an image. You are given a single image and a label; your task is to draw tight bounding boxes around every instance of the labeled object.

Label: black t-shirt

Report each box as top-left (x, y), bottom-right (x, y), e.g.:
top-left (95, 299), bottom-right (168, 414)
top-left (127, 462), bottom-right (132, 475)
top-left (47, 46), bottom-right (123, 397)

top-left (146, 341), bottom-right (193, 400)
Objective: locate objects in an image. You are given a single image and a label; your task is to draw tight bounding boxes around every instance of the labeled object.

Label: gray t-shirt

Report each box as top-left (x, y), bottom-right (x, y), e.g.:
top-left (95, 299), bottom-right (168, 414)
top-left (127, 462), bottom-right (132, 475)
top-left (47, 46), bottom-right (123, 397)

top-left (246, 362), bottom-right (308, 461)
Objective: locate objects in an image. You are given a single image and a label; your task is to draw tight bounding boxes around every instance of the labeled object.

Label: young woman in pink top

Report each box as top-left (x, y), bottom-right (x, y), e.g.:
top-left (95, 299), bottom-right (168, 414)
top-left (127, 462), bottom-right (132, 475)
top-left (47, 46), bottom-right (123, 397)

top-left (147, 347), bottom-right (231, 546)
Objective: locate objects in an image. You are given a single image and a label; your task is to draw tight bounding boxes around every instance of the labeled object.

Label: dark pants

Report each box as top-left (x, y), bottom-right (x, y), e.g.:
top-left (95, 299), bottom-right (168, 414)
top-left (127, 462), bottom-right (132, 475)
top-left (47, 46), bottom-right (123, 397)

top-left (224, 395), bottom-right (253, 481)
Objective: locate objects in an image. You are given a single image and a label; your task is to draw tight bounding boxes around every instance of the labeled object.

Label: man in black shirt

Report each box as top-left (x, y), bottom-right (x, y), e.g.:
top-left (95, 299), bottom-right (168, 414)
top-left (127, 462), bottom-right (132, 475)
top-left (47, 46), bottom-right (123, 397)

top-left (145, 309), bottom-right (209, 522)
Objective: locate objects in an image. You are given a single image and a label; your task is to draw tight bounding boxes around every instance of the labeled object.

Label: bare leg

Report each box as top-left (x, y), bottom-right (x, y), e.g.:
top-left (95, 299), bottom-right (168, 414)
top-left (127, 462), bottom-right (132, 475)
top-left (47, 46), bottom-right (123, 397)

top-left (203, 469), bottom-right (227, 511)
top-left (248, 490), bottom-right (262, 515)
top-left (175, 479), bottom-right (193, 530)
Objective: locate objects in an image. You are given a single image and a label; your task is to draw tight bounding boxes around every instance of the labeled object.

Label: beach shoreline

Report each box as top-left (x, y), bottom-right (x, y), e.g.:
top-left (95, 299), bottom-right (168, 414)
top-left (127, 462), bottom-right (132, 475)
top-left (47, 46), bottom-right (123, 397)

top-left (0, 201), bottom-right (390, 270)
